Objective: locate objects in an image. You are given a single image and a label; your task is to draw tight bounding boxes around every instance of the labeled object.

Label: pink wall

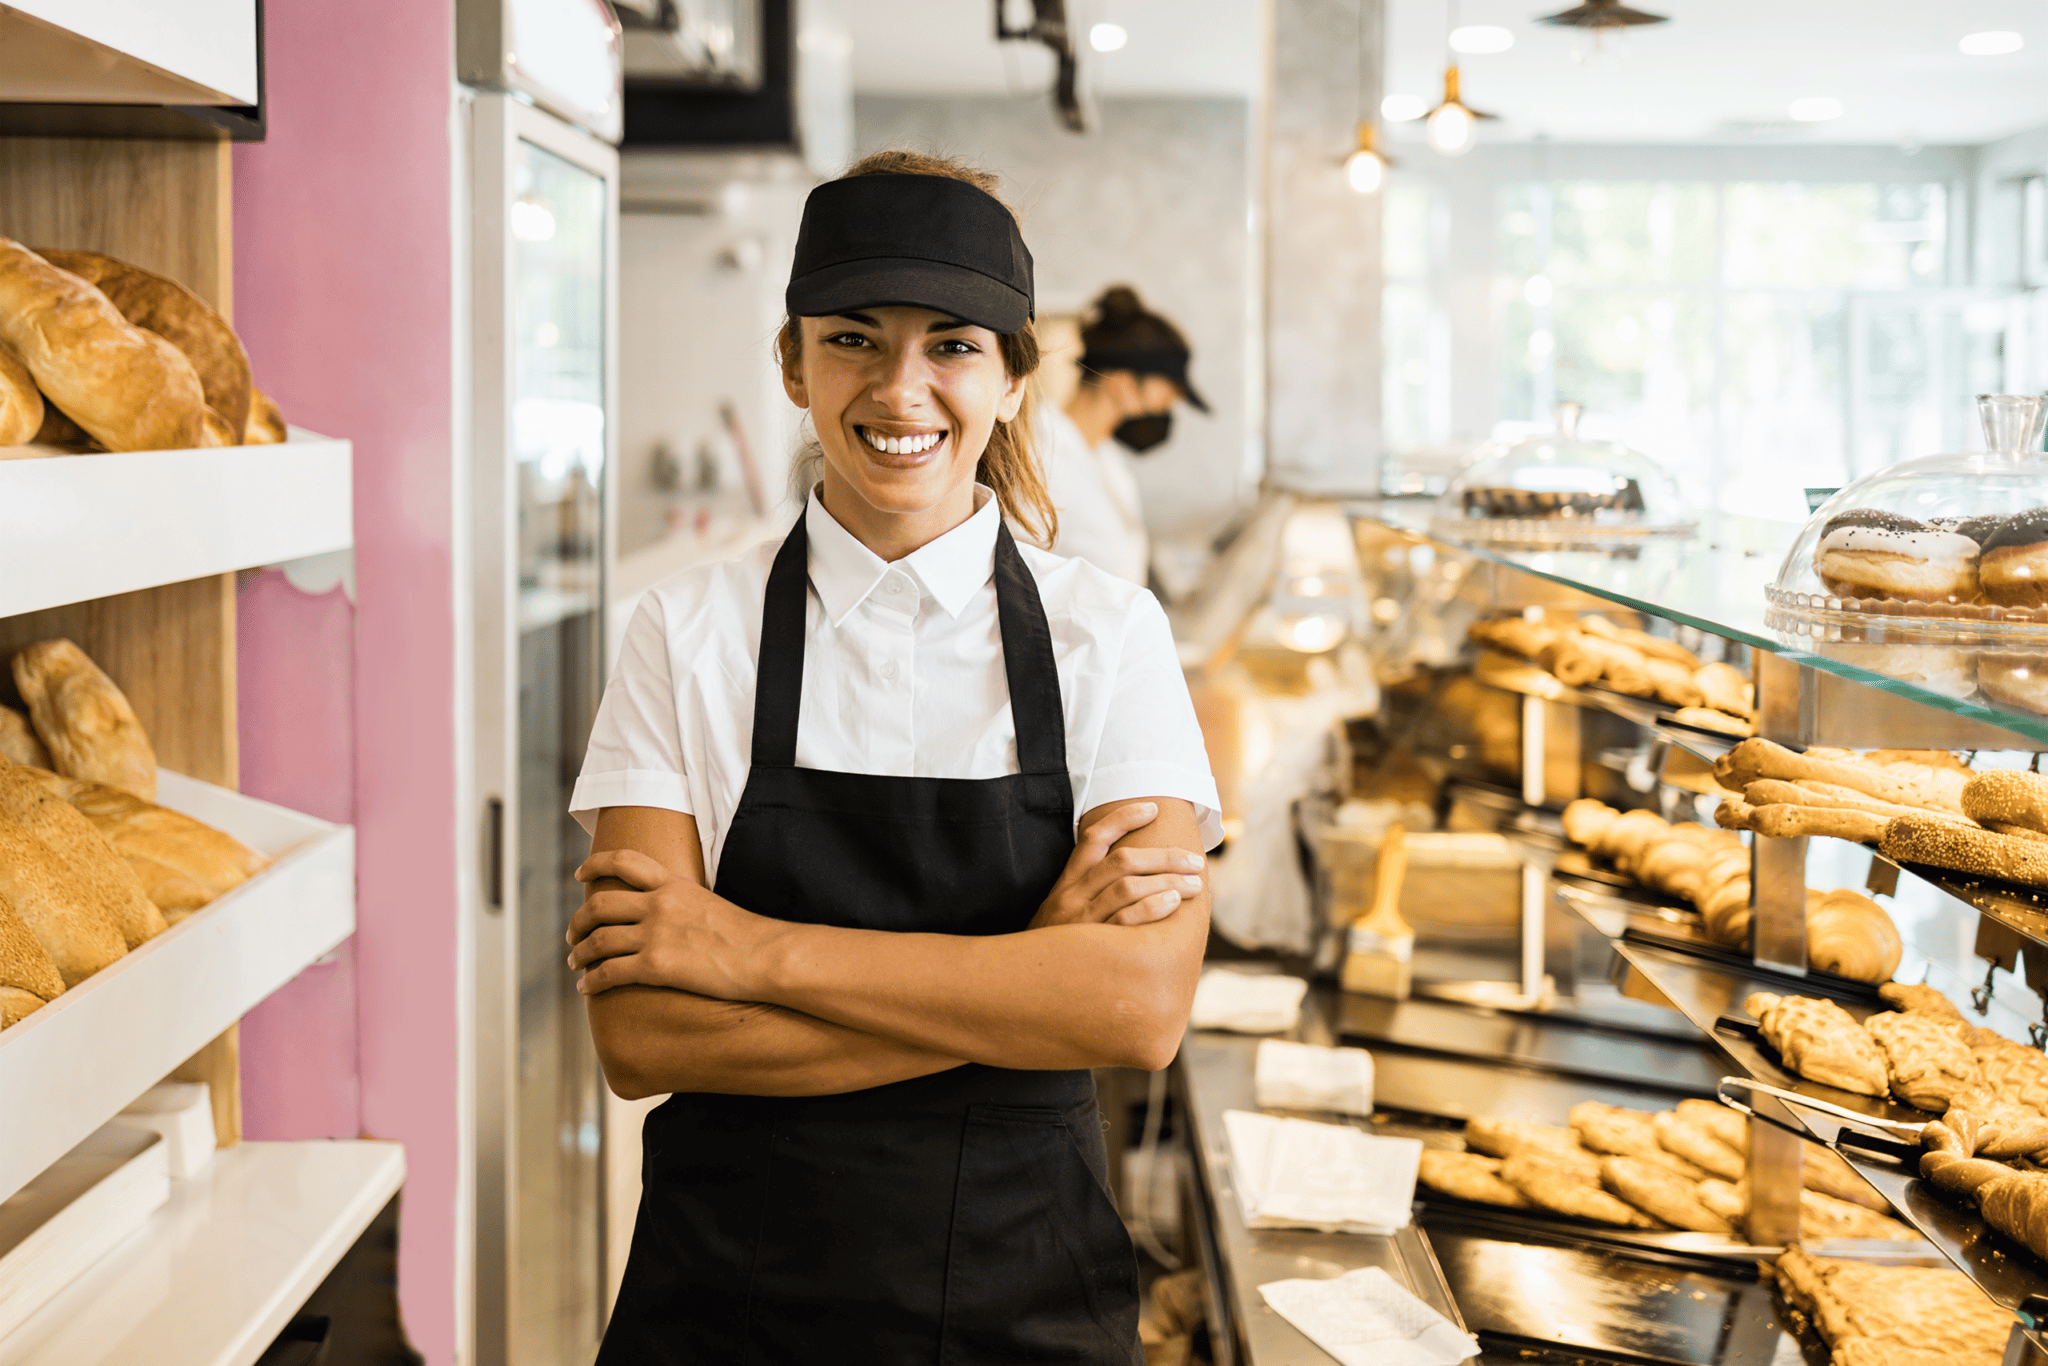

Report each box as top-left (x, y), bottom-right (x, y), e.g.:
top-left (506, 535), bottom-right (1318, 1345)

top-left (232, 2), bottom-right (461, 1361)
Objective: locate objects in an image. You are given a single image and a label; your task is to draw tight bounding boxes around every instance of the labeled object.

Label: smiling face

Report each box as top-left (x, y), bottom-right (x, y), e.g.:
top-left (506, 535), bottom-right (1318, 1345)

top-left (782, 305), bottom-right (1027, 555)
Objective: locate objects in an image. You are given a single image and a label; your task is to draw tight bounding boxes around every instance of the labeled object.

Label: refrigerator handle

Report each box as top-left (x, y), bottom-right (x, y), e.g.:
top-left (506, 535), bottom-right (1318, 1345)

top-left (485, 796), bottom-right (505, 912)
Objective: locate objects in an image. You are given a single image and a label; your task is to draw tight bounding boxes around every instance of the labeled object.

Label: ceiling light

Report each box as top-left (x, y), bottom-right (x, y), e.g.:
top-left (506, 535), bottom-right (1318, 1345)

top-left (1538, 0), bottom-right (1666, 65)
top-left (1449, 25), bottom-right (1513, 54)
top-left (1345, 122), bottom-right (1392, 193)
top-left (1089, 22), bottom-right (1127, 52)
top-left (1960, 30), bottom-right (2024, 56)
top-left (1788, 96), bottom-right (1843, 122)
top-left (1424, 64), bottom-right (1495, 156)
top-left (1382, 93), bottom-right (1426, 121)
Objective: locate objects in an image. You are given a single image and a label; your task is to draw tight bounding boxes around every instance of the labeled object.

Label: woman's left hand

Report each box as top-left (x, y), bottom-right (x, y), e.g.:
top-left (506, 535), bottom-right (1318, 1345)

top-left (567, 848), bottom-right (770, 999)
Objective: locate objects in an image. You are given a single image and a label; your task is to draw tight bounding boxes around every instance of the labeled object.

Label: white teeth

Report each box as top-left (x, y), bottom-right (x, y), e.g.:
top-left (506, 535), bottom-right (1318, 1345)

top-left (862, 429), bottom-right (942, 456)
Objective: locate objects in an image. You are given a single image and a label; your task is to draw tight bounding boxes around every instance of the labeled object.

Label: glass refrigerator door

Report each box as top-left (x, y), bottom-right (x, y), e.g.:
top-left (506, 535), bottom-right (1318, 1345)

top-left (510, 134), bottom-right (608, 1363)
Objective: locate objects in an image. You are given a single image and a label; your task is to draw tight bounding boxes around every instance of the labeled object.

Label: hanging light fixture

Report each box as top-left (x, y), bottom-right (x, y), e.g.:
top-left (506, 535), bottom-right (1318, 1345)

top-left (1537, 0), bottom-right (1668, 65)
top-left (1424, 63), bottom-right (1494, 156)
top-left (1342, 0), bottom-right (1392, 193)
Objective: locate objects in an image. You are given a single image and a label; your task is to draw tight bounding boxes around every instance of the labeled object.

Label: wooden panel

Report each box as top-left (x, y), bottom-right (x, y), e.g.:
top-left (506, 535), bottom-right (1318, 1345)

top-left (0, 574), bottom-right (238, 789)
top-left (0, 137), bottom-right (232, 313)
top-left (171, 1025), bottom-right (242, 1148)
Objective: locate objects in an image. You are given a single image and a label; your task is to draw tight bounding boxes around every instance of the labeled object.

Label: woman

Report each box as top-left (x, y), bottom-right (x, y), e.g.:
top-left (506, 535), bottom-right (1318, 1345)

top-left (566, 150), bottom-right (1221, 1365)
top-left (1042, 285), bottom-right (1208, 584)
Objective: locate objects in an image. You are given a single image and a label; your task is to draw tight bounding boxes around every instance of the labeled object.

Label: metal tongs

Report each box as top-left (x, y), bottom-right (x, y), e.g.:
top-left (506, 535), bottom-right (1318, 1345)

top-left (1715, 1076), bottom-right (1929, 1154)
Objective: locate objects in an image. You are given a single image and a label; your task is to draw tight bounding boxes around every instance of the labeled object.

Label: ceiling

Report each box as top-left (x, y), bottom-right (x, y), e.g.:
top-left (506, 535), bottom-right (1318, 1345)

top-left (845, 0), bottom-right (2048, 149)
top-left (1385, 0), bottom-right (2048, 146)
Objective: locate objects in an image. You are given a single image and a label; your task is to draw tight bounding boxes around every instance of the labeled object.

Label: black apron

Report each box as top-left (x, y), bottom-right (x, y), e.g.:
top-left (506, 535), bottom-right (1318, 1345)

top-left (598, 518), bottom-right (1142, 1366)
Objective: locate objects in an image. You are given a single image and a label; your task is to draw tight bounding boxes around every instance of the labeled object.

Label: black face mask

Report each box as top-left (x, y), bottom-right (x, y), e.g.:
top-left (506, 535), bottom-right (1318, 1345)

top-left (1113, 411), bottom-right (1173, 453)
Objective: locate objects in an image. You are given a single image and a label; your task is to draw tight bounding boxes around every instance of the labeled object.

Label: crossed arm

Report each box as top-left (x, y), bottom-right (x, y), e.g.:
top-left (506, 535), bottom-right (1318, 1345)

top-left (570, 798), bottom-right (1211, 1100)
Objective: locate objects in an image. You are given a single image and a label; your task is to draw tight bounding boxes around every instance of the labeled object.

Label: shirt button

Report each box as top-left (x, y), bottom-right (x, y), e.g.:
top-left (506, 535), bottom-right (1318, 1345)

top-left (881, 661), bottom-right (900, 680)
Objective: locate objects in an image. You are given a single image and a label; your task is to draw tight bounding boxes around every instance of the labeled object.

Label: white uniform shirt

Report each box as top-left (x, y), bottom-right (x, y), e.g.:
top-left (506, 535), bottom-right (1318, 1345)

top-left (571, 485), bottom-right (1222, 878)
top-left (1041, 406), bottom-right (1150, 585)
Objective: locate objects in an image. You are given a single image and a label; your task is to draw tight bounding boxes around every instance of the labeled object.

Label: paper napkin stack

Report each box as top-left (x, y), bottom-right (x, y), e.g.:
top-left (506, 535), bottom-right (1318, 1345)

top-left (1253, 1038), bottom-right (1375, 1117)
top-left (1188, 968), bottom-right (1310, 1034)
top-left (1223, 1109), bottom-right (1421, 1235)
top-left (1260, 1267), bottom-right (1480, 1366)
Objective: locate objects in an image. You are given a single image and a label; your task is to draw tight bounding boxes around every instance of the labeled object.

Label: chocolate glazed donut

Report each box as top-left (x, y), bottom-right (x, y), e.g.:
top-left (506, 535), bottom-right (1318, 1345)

top-left (1812, 510), bottom-right (1982, 604)
top-left (1979, 508), bottom-right (2048, 609)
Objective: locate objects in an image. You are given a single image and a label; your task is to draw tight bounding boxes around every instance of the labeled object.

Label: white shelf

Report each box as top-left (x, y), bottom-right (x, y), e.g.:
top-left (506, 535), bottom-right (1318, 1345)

top-left (0, 431), bottom-right (352, 618)
top-left (0, 2), bottom-right (257, 106)
top-left (0, 772), bottom-right (354, 1204)
top-left (0, 1140), bottom-right (405, 1366)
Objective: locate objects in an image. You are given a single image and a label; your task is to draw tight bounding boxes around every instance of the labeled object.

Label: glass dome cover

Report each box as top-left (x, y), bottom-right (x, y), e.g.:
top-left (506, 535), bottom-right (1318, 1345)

top-left (1768, 394), bottom-right (2048, 638)
top-left (1429, 402), bottom-right (1696, 547)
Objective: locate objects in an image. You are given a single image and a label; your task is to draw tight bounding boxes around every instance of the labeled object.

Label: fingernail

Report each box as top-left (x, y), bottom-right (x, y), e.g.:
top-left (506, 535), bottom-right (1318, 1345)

top-left (1177, 853), bottom-right (1203, 871)
top-left (1180, 875), bottom-right (1204, 891)
top-left (1162, 890), bottom-right (1180, 908)
top-left (1136, 802), bottom-right (1157, 813)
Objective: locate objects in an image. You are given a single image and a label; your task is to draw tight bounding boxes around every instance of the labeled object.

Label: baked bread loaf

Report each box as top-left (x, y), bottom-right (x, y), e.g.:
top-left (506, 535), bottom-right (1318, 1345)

top-left (1717, 738), bottom-right (1968, 815)
top-left (1883, 813), bottom-right (2048, 889)
top-left (0, 820), bottom-right (125, 986)
top-left (1416, 1150), bottom-right (1532, 1208)
top-left (0, 892), bottom-right (63, 1028)
top-left (1867, 1008), bottom-right (1986, 1112)
top-left (0, 765), bottom-right (164, 948)
top-left (1746, 991), bottom-right (1889, 1096)
top-left (0, 705), bottom-right (49, 768)
top-left (1717, 793), bottom-right (1888, 844)
top-left (245, 387), bottom-right (287, 443)
top-left (0, 238), bottom-right (208, 452)
top-left (26, 769), bottom-right (264, 909)
top-left (0, 339), bottom-right (42, 445)
top-left (1962, 770), bottom-right (2048, 837)
top-left (1806, 888), bottom-right (1903, 983)
top-left (12, 639), bottom-right (157, 800)
top-left (36, 249), bottom-right (252, 438)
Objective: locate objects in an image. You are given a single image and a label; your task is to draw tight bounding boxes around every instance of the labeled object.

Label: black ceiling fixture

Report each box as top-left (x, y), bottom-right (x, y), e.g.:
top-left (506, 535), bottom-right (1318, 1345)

top-left (994, 0), bottom-right (1092, 134)
top-left (1536, 0), bottom-right (1669, 31)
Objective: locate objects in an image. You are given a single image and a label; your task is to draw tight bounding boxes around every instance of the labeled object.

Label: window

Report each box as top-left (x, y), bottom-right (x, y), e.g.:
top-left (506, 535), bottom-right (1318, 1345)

top-left (1382, 182), bottom-right (1450, 471)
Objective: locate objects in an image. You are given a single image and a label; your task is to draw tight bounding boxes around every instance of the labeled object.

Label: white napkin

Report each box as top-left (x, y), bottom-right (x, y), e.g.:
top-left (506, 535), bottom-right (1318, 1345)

top-left (1190, 968), bottom-right (1309, 1034)
top-left (1254, 1038), bottom-right (1375, 1116)
top-left (1260, 1267), bottom-right (1480, 1366)
top-left (1223, 1109), bottom-right (1421, 1234)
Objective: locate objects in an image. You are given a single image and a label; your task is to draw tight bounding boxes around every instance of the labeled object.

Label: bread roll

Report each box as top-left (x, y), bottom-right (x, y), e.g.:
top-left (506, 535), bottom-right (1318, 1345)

top-left (0, 339), bottom-right (42, 445)
top-left (1694, 663), bottom-right (1751, 718)
top-left (0, 821), bottom-right (125, 986)
top-left (0, 238), bottom-right (208, 452)
top-left (12, 639), bottom-right (157, 800)
top-left (32, 401), bottom-right (93, 448)
top-left (1962, 770), bottom-right (2048, 838)
top-left (1644, 658), bottom-right (1705, 708)
top-left (0, 705), bottom-right (50, 768)
top-left (0, 891), bottom-right (63, 1025)
top-left (245, 387), bottom-right (287, 444)
top-left (0, 765), bottom-right (164, 948)
top-left (28, 769), bottom-right (263, 899)
top-left (1805, 888), bottom-right (1901, 984)
top-left (36, 249), bottom-right (252, 437)
top-left (125, 853), bottom-right (213, 922)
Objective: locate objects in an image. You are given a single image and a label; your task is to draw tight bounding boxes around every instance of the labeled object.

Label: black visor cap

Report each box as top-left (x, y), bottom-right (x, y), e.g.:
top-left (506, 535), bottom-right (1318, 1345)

top-left (785, 174), bottom-right (1035, 334)
top-left (1079, 346), bottom-right (1210, 413)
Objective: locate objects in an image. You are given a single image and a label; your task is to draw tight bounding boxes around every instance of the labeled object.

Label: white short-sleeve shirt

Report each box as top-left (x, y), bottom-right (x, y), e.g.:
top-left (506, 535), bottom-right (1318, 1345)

top-left (570, 485), bottom-right (1222, 878)
top-left (1040, 406), bottom-right (1150, 585)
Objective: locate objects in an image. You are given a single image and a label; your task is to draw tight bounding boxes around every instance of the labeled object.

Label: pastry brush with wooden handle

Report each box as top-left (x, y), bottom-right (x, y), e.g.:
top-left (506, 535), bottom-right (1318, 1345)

top-left (1341, 825), bottom-right (1412, 999)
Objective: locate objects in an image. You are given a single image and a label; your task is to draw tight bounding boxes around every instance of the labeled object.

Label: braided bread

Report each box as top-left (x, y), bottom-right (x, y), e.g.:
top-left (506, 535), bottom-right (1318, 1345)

top-left (1747, 992), bottom-right (1889, 1096)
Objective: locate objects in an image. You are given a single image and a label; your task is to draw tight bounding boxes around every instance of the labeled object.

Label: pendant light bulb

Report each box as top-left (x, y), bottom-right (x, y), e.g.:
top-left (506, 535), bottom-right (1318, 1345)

top-left (1423, 64), bottom-right (1484, 157)
top-left (1345, 122), bottom-right (1390, 193)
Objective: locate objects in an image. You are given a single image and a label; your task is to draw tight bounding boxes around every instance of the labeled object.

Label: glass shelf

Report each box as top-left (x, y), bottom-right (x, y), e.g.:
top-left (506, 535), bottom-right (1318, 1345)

top-left (1360, 500), bottom-right (2048, 750)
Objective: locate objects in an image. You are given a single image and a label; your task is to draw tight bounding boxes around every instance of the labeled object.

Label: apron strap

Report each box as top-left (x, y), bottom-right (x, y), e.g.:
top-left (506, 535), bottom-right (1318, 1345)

top-left (748, 512), bottom-right (1070, 778)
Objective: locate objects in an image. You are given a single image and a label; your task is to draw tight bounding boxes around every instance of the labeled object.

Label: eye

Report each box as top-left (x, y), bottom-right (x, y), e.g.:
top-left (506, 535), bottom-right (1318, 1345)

top-left (825, 331), bottom-right (872, 349)
top-left (933, 339), bottom-right (980, 356)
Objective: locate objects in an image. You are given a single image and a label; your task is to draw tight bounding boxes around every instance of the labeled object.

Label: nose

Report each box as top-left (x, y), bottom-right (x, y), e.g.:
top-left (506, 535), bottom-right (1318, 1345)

top-left (868, 341), bottom-right (937, 414)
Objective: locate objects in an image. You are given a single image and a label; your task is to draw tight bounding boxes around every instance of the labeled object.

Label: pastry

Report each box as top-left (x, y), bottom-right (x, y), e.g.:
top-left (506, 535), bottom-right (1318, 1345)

top-left (1806, 888), bottom-right (1902, 984)
top-left (1569, 1102), bottom-right (1706, 1178)
top-left (0, 821), bottom-right (125, 986)
top-left (1652, 1110), bottom-right (1743, 1180)
top-left (1962, 770), bottom-right (2048, 837)
top-left (1693, 662), bottom-right (1751, 718)
top-left (1416, 1150), bottom-right (1532, 1208)
top-left (1978, 654), bottom-right (2048, 717)
top-left (245, 388), bottom-right (287, 444)
top-left (1800, 1186), bottom-right (1919, 1241)
top-left (1804, 1141), bottom-right (1887, 1210)
top-left (1746, 992), bottom-right (1889, 1096)
top-left (37, 249), bottom-right (253, 438)
top-left (1775, 1247), bottom-right (2010, 1366)
top-left (1867, 1008), bottom-right (1985, 1112)
top-left (1718, 793), bottom-right (1888, 844)
top-left (1600, 1155), bottom-right (1732, 1233)
top-left (1677, 1098), bottom-right (1748, 1154)
top-left (1717, 739), bottom-right (1967, 815)
top-left (1463, 1117), bottom-right (1594, 1168)
top-left (26, 770), bottom-right (264, 904)
top-left (1979, 509), bottom-right (2048, 609)
top-left (1561, 798), bottom-right (1620, 847)
top-left (1883, 813), bottom-right (2048, 889)
top-left (1673, 706), bottom-right (1751, 736)
top-left (1814, 510), bottom-right (1983, 604)
top-left (1968, 1026), bottom-right (2048, 1117)
top-left (1644, 657), bottom-right (1705, 708)
top-left (1539, 633), bottom-right (1646, 691)
top-left (0, 237), bottom-right (208, 452)
top-left (1467, 616), bottom-right (1558, 661)
top-left (0, 766), bottom-right (163, 949)
top-left (0, 705), bottom-right (49, 768)
top-left (0, 339), bottom-right (42, 445)
top-left (1747, 778), bottom-right (1929, 824)
top-left (1577, 615), bottom-right (1700, 668)
top-left (1498, 1149), bottom-right (1667, 1228)
top-left (11, 639), bottom-right (157, 800)
top-left (0, 893), bottom-right (63, 1028)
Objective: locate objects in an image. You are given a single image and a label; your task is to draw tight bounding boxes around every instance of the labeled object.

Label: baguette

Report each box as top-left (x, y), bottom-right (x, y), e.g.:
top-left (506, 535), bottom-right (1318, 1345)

top-left (1883, 814), bottom-right (2048, 888)
top-left (0, 705), bottom-right (49, 768)
top-left (1744, 779), bottom-right (1926, 823)
top-left (0, 339), bottom-right (41, 445)
top-left (0, 238), bottom-right (208, 451)
top-left (1716, 738), bottom-right (1966, 815)
top-left (37, 249), bottom-right (252, 437)
top-left (0, 821), bottom-right (125, 986)
top-left (28, 769), bottom-right (265, 899)
top-left (0, 765), bottom-right (164, 948)
top-left (1717, 794), bottom-right (1887, 844)
top-left (12, 639), bottom-right (157, 800)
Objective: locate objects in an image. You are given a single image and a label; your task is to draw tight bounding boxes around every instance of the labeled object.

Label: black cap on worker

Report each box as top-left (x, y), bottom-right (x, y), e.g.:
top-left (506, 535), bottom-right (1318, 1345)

top-left (785, 174), bottom-right (1035, 335)
top-left (1077, 345), bottom-right (1211, 413)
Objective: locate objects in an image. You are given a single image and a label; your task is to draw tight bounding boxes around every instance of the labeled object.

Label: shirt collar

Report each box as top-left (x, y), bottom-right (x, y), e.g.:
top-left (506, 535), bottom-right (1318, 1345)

top-left (804, 484), bottom-right (1000, 625)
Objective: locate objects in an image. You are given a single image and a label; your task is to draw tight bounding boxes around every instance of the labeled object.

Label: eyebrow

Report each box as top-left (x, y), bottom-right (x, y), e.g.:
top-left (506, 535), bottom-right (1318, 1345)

top-left (831, 311), bottom-right (971, 333)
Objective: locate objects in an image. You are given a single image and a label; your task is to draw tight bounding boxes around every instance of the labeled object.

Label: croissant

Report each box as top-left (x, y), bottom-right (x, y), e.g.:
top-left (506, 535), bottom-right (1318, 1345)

top-left (1747, 992), bottom-right (1890, 1096)
top-left (1806, 888), bottom-right (1902, 984)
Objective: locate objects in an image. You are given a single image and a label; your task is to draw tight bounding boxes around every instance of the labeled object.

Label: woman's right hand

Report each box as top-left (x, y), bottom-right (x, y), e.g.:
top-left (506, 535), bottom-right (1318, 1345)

top-left (1030, 801), bottom-right (1208, 930)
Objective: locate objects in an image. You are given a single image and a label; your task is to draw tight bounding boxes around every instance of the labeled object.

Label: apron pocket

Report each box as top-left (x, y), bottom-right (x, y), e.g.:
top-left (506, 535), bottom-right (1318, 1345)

top-left (941, 1103), bottom-right (1141, 1365)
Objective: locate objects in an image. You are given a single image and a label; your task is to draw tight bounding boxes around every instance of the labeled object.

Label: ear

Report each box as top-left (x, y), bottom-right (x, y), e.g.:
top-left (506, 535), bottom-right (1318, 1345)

top-left (779, 331), bottom-right (811, 410)
top-left (995, 365), bottom-right (1027, 424)
top-left (1105, 370), bottom-right (1142, 415)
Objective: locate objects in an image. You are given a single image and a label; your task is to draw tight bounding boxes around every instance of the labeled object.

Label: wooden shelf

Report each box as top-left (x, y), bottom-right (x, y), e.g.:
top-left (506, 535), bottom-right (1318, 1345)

top-left (0, 433), bottom-right (352, 618)
top-left (0, 1140), bottom-right (404, 1366)
top-left (0, 772), bottom-right (354, 1204)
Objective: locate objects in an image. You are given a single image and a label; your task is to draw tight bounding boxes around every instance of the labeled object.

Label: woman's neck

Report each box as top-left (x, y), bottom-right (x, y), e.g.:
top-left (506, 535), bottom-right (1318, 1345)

top-left (817, 468), bottom-right (979, 562)
top-left (1064, 383), bottom-right (1121, 448)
